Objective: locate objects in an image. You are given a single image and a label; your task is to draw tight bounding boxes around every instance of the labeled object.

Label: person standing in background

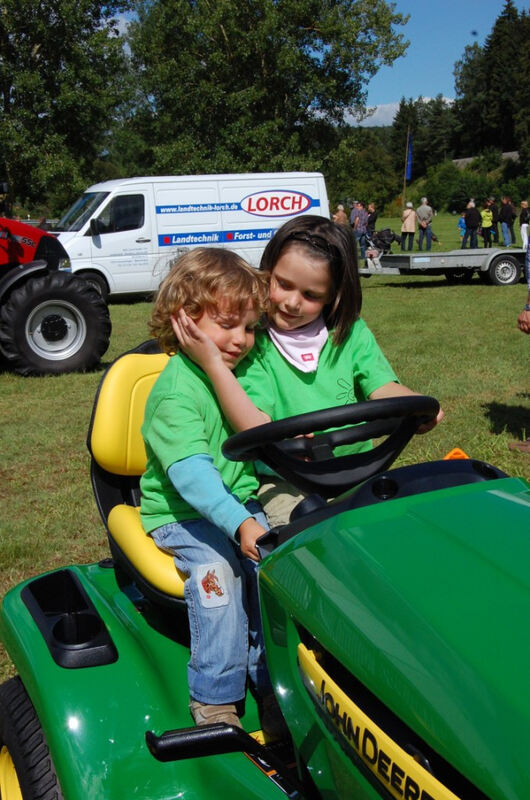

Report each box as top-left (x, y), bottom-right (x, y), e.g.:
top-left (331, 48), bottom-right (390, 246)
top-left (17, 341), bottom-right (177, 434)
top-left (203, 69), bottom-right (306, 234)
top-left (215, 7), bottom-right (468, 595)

top-left (480, 202), bottom-right (493, 247)
top-left (332, 204), bottom-right (349, 226)
top-left (461, 201), bottom-right (481, 249)
top-left (457, 211), bottom-right (466, 243)
top-left (367, 202), bottom-right (378, 239)
top-left (509, 246), bottom-right (530, 453)
top-left (350, 201), bottom-right (369, 259)
top-left (519, 200), bottom-right (529, 250)
top-left (416, 197), bottom-right (433, 251)
top-left (499, 196), bottom-right (514, 246)
top-left (401, 202), bottom-right (416, 251)
top-left (488, 197), bottom-right (499, 244)
top-left (508, 197), bottom-right (517, 246)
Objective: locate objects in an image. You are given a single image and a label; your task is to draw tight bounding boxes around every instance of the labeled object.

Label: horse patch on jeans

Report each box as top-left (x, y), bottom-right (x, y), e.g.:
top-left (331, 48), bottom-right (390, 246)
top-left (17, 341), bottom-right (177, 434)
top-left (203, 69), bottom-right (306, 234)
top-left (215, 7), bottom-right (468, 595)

top-left (197, 563), bottom-right (229, 608)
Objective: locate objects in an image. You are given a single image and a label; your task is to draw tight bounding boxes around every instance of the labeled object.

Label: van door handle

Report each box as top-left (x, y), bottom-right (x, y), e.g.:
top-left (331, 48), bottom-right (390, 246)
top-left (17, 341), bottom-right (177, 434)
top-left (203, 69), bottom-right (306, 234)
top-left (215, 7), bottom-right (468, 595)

top-left (136, 237), bottom-right (151, 243)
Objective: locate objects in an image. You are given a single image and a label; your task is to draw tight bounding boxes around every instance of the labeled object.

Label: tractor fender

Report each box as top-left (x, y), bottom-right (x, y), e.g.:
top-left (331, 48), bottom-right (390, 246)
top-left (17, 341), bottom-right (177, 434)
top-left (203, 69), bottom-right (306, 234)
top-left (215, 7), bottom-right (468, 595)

top-left (0, 259), bottom-right (52, 304)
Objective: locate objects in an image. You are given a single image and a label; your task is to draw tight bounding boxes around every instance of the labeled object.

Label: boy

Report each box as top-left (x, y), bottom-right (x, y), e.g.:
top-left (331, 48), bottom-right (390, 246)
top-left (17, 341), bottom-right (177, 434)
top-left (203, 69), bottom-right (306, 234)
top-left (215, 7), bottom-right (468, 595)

top-left (140, 248), bottom-right (277, 730)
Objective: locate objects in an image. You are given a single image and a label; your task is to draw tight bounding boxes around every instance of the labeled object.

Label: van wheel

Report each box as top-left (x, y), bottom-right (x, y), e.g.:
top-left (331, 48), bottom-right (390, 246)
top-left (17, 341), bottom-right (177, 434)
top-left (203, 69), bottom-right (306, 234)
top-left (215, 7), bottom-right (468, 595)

top-left (0, 272), bottom-right (111, 376)
top-left (78, 271), bottom-right (109, 301)
top-left (0, 677), bottom-right (64, 799)
top-left (488, 255), bottom-right (520, 285)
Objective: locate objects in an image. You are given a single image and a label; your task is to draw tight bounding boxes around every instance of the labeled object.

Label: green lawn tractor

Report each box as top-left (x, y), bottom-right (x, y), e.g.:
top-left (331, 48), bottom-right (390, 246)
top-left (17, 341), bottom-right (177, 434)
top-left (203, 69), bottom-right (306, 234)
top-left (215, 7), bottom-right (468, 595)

top-left (1, 342), bottom-right (529, 800)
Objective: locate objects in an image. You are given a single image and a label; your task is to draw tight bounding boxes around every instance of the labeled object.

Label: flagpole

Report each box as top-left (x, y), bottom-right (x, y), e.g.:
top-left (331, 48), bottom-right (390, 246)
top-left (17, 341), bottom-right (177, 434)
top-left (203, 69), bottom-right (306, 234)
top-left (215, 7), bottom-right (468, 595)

top-left (402, 126), bottom-right (410, 208)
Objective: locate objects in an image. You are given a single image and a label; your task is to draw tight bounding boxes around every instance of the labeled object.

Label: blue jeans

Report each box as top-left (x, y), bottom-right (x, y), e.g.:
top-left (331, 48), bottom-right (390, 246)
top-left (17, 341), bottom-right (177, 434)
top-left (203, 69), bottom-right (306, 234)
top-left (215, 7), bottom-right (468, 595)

top-left (501, 221), bottom-right (511, 246)
top-left (418, 224), bottom-right (432, 250)
top-left (151, 501), bottom-right (270, 705)
top-left (461, 228), bottom-right (478, 249)
top-left (354, 231), bottom-right (366, 259)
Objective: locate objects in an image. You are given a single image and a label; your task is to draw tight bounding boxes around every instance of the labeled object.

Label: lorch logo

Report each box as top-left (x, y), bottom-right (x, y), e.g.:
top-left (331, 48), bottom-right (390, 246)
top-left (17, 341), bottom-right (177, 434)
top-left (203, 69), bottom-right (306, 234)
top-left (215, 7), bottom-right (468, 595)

top-left (241, 190), bottom-right (311, 217)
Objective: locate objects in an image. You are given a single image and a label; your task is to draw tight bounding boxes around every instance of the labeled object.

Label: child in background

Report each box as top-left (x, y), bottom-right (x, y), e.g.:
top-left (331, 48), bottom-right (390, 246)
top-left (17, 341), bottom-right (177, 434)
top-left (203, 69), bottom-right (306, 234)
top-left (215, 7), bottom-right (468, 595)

top-left (140, 248), bottom-right (281, 731)
top-left (458, 212), bottom-right (466, 242)
top-left (173, 217), bottom-right (444, 526)
top-left (481, 202), bottom-right (493, 247)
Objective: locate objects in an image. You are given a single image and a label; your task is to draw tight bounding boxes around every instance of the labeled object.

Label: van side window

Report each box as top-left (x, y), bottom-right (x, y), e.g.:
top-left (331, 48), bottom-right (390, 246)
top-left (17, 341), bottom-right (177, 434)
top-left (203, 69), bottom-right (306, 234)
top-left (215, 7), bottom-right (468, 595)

top-left (98, 195), bottom-right (145, 233)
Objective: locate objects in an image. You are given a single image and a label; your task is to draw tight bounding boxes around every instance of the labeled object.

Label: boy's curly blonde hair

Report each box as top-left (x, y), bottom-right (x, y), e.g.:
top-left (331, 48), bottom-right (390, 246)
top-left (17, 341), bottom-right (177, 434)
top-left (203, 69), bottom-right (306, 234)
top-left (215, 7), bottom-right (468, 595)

top-left (150, 248), bottom-right (270, 354)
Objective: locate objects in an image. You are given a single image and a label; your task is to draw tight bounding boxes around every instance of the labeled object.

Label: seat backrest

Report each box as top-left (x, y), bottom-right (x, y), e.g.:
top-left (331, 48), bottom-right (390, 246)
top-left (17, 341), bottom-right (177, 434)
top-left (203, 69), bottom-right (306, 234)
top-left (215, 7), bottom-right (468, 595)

top-left (88, 346), bottom-right (187, 605)
top-left (88, 348), bottom-right (169, 522)
top-left (90, 351), bottom-right (169, 476)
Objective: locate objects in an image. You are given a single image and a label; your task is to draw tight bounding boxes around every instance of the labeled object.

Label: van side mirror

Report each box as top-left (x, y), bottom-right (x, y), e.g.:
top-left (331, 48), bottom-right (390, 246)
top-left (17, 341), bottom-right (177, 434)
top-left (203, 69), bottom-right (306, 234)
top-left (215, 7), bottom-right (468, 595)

top-left (90, 218), bottom-right (101, 237)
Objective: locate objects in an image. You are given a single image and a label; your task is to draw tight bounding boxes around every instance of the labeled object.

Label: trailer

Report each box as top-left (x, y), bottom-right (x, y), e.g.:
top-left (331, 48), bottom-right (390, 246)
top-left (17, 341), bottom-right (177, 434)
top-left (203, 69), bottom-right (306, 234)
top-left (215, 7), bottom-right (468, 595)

top-left (361, 246), bottom-right (525, 285)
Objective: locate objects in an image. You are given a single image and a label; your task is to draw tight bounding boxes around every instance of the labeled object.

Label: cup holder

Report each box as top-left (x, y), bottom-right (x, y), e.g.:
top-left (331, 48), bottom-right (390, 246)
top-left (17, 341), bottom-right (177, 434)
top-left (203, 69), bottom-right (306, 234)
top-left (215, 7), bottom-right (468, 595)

top-left (22, 569), bottom-right (118, 668)
top-left (53, 612), bottom-right (104, 647)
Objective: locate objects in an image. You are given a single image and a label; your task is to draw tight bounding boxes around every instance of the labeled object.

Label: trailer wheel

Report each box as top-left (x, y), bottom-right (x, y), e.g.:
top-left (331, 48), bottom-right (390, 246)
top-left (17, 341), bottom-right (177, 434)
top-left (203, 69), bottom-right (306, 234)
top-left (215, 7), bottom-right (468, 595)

top-left (0, 272), bottom-right (111, 376)
top-left (0, 677), bottom-right (64, 799)
top-left (488, 255), bottom-right (521, 285)
top-left (444, 269), bottom-right (474, 284)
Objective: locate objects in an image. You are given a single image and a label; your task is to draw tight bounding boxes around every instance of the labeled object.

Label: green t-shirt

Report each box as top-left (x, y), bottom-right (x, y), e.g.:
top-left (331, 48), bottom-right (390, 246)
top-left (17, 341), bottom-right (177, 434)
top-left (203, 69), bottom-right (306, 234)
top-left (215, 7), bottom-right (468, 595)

top-left (236, 318), bottom-right (398, 454)
top-left (140, 354), bottom-right (258, 533)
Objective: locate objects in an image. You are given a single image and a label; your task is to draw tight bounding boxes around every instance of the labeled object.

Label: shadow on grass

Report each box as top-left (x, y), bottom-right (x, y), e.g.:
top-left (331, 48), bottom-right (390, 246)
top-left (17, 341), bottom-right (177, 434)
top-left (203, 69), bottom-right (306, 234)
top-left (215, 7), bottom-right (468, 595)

top-left (361, 277), bottom-right (456, 289)
top-left (483, 400), bottom-right (530, 439)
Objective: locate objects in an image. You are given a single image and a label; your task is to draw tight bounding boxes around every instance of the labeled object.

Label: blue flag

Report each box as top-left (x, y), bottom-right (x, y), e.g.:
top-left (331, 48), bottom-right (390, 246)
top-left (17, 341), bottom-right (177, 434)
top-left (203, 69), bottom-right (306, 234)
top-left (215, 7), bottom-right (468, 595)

top-left (405, 135), bottom-right (413, 181)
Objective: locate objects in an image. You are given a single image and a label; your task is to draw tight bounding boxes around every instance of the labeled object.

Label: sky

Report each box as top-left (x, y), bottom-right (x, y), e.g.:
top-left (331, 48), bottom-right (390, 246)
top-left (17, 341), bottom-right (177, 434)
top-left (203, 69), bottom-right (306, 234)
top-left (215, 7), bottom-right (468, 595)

top-left (359, 0), bottom-right (529, 126)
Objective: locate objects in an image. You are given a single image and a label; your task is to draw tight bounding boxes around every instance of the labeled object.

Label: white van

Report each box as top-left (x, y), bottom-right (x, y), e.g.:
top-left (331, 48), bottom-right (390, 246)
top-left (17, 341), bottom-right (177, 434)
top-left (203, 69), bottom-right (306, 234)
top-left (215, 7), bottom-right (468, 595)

top-left (56, 173), bottom-right (329, 298)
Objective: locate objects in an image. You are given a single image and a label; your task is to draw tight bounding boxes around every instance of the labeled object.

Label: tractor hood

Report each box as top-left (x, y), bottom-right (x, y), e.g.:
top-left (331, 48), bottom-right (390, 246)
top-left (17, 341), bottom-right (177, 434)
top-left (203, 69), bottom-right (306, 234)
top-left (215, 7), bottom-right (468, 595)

top-left (259, 476), bottom-right (530, 800)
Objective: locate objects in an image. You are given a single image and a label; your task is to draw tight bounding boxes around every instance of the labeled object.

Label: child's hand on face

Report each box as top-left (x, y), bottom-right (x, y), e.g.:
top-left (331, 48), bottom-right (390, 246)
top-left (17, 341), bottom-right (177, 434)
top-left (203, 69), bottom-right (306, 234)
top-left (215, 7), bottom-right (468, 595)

top-left (237, 517), bottom-right (267, 562)
top-left (171, 309), bottom-right (223, 370)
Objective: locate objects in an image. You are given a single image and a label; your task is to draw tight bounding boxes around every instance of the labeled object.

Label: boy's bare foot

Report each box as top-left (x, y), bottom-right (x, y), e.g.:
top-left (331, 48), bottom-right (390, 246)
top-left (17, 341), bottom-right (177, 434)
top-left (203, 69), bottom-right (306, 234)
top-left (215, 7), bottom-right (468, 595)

top-left (189, 700), bottom-right (241, 727)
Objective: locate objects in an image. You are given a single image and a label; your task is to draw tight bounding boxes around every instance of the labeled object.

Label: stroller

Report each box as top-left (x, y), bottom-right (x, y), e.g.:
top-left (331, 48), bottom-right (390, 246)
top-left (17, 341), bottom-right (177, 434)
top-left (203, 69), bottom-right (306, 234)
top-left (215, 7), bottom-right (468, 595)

top-left (363, 228), bottom-right (401, 271)
top-left (367, 228), bottom-right (401, 253)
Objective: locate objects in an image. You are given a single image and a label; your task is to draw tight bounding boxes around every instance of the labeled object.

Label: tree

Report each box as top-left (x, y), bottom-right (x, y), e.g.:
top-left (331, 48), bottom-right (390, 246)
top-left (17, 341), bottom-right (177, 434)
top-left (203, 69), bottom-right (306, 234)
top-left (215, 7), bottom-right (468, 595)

top-left (126, 0), bottom-right (409, 175)
top-left (482, 0), bottom-right (520, 152)
top-left (389, 95), bottom-right (454, 185)
top-left (452, 42), bottom-right (489, 157)
top-left (0, 0), bottom-right (130, 212)
top-left (452, 2), bottom-right (530, 159)
top-left (324, 126), bottom-right (398, 210)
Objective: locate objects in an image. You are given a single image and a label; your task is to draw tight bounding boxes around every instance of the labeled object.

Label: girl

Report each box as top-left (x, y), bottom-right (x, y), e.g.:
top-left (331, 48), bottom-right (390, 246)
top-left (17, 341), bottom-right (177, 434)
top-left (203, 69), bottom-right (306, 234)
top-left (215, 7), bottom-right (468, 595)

top-left (173, 216), bottom-right (444, 525)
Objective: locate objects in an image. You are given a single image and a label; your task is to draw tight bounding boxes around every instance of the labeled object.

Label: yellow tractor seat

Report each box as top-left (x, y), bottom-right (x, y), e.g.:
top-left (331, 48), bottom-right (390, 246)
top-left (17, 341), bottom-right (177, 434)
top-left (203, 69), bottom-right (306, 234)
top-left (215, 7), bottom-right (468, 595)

top-left (88, 341), bottom-right (186, 606)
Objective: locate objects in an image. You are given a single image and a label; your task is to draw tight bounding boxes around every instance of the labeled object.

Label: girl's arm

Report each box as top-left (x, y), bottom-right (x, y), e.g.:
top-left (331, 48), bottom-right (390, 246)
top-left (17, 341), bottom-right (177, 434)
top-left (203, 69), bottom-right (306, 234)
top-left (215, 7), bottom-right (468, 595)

top-left (369, 381), bottom-right (444, 433)
top-left (172, 310), bottom-right (270, 432)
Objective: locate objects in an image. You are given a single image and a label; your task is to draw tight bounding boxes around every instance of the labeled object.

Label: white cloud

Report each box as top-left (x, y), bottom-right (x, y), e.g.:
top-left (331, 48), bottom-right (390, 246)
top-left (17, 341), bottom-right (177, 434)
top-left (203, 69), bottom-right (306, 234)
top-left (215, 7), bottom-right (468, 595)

top-left (349, 96), bottom-right (454, 128)
top-left (355, 103), bottom-right (401, 127)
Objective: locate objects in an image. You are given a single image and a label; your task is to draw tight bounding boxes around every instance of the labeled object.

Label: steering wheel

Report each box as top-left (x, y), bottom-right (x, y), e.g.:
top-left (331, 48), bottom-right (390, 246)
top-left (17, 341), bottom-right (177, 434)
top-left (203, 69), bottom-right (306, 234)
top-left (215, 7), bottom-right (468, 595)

top-left (223, 396), bottom-right (440, 499)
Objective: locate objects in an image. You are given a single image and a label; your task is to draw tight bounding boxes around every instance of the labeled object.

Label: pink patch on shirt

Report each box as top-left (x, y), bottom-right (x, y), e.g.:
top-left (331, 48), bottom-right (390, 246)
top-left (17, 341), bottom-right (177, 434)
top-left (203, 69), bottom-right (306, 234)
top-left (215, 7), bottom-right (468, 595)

top-left (301, 353), bottom-right (315, 362)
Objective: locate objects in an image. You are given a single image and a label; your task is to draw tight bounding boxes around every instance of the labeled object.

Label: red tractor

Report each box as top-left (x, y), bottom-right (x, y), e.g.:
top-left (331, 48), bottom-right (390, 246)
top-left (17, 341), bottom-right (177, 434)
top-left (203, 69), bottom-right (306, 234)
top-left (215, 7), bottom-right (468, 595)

top-left (0, 215), bottom-right (111, 375)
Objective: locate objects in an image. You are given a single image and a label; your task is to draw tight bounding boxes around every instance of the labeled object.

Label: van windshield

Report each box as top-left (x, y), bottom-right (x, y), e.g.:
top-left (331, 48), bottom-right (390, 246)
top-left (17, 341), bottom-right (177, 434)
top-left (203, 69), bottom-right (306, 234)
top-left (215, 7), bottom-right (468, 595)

top-left (56, 192), bottom-right (110, 232)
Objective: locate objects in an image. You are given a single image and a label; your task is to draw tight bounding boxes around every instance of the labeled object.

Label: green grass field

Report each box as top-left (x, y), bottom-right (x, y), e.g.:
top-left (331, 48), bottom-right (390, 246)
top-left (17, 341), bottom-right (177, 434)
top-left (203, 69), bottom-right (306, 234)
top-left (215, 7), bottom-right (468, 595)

top-left (1, 214), bottom-right (529, 680)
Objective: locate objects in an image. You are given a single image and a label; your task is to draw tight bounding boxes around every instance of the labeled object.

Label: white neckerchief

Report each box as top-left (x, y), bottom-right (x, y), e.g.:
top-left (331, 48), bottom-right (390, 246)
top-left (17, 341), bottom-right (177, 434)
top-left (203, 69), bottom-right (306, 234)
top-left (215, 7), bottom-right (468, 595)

top-left (267, 316), bottom-right (329, 373)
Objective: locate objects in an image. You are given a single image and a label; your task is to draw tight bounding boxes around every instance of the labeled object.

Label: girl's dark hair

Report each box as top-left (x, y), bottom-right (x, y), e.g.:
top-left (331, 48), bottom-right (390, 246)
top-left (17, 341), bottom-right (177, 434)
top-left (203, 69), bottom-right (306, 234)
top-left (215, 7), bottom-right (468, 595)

top-left (260, 215), bottom-right (362, 345)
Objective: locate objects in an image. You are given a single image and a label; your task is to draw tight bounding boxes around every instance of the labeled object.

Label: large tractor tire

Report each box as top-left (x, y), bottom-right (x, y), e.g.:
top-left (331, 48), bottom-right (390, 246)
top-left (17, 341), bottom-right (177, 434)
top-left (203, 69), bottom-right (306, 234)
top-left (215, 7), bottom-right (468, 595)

top-left (0, 272), bottom-right (111, 376)
top-left (0, 677), bottom-right (63, 799)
